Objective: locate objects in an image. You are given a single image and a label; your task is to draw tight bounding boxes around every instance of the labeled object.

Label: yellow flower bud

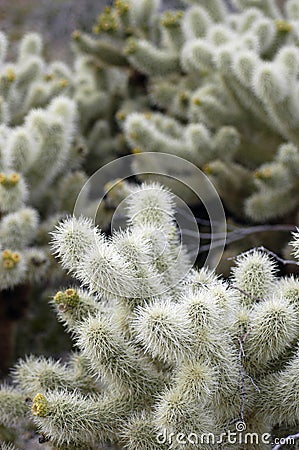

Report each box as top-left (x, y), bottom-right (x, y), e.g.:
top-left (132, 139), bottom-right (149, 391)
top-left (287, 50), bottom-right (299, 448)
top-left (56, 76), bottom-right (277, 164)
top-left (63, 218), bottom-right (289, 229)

top-left (59, 79), bottom-right (69, 88)
top-left (6, 68), bottom-right (15, 82)
top-left (9, 173), bottom-right (20, 185)
top-left (54, 291), bottom-right (64, 304)
top-left (32, 393), bottom-right (49, 417)
top-left (65, 288), bottom-right (77, 297)
top-left (3, 259), bottom-right (14, 270)
top-left (44, 73), bottom-right (54, 81)
top-left (254, 168), bottom-right (272, 179)
top-left (124, 38), bottom-right (137, 55)
top-left (64, 288), bottom-right (80, 307)
top-left (275, 19), bottom-right (292, 33)
top-left (116, 111), bottom-right (126, 121)
top-left (11, 252), bottom-right (21, 263)
top-left (2, 249), bottom-right (12, 259)
top-left (193, 97), bottom-right (201, 106)
top-left (115, 0), bottom-right (129, 16)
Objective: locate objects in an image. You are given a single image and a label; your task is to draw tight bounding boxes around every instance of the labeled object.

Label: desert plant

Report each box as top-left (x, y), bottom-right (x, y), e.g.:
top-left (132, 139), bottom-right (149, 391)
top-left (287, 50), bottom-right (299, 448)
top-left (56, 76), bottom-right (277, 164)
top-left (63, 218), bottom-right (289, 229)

top-left (0, 32), bottom-right (72, 125)
top-left (70, 0), bottom-right (299, 263)
top-left (0, 183), bottom-right (299, 449)
top-left (0, 32), bottom-right (92, 373)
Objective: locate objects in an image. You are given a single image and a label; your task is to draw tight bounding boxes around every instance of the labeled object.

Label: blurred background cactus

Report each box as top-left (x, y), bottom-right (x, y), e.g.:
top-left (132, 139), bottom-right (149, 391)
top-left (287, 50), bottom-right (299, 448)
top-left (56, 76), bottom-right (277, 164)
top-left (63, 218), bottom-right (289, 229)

top-left (0, 94), bottom-right (80, 373)
top-left (0, 0), bottom-right (182, 58)
top-left (0, 32), bottom-right (89, 374)
top-left (61, 0), bottom-right (297, 273)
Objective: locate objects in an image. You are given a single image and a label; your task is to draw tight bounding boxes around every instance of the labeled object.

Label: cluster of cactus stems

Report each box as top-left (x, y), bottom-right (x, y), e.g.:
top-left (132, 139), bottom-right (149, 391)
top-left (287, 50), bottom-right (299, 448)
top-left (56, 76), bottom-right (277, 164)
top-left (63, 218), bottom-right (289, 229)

top-left (0, 32), bottom-right (91, 373)
top-left (0, 183), bottom-right (298, 449)
top-left (69, 0), bottom-right (299, 225)
top-left (1, 0), bottom-right (298, 276)
top-left (2, 1), bottom-right (299, 447)
top-left (0, 32), bottom-right (72, 126)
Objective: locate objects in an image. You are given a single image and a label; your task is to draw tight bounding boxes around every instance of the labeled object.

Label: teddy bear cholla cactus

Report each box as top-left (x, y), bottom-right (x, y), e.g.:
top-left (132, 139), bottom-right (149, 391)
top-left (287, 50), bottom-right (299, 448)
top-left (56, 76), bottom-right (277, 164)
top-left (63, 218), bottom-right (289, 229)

top-left (0, 32), bottom-right (71, 127)
top-left (75, 0), bottom-right (299, 223)
top-left (128, 0), bottom-right (299, 220)
top-left (69, 0), bottom-right (243, 210)
top-left (1, 183), bottom-right (299, 449)
top-left (0, 95), bottom-right (78, 290)
top-left (0, 94), bottom-right (88, 374)
top-left (0, 29), bottom-right (129, 177)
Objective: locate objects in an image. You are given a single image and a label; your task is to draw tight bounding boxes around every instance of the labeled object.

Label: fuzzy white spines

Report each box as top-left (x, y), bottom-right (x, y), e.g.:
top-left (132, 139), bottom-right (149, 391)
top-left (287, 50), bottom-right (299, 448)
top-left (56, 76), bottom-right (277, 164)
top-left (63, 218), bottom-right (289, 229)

top-left (24, 97), bottom-right (77, 189)
top-left (181, 288), bottom-right (220, 331)
top-left (252, 62), bottom-right (288, 102)
top-left (257, 347), bottom-right (299, 425)
top-left (13, 356), bottom-right (73, 396)
top-left (111, 228), bottom-right (165, 299)
top-left (0, 207), bottom-right (39, 249)
top-left (12, 353), bottom-right (99, 396)
top-left (231, 250), bottom-right (277, 303)
top-left (132, 299), bottom-right (194, 364)
top-left (50, 216), bottom-right (97, 272)
top-left (24, 247), bottom-right (49, 283)
top-left (275, 46), bottom-right (299, 81)
top-left (51, 183), bottom-right (191, 300)
top-left (244, 296), bottom-right (299, 373)
top-left (181, 287), bottom-right (240, 413)
top-left (4, 186), bottom-right (299, 447)
top-left (286, 0), bottom-right (299, 20)
top-left (173, 358), bottom-right (218, 402)
top-left (0, 384), bottom-right (28, 427)
top-left (276, 275), bottom-right (299, 307)
top-left (75, 314), bottom-right (159, 395)
top-left (0, 172), bottom-right (28, 213)
top-left (121, 411), bottom-right (164, 450)
top-left (75, 236), bottom-right (137, 299)
top-left (233, 50), bottom-right (258, 85)
top-left (127, 185), bottom-right (190, 294)
top-left (154, 387), bottom-right (216, 445)
top-left (251, 17), bottom-right (276, 53)
top-left (181, 39), bottom-right (215, 73)
top-left (7, 128), bottom-right (36, 172)
top-left (18, 33), bottom-right (43, 61)
top-left (125, 39), bottom-right (179, 77)
top-left (182, 6), bottom-right (212, 40)
top-left (126, 182), bottom-right (175, 229)
top-left (130, 221), bottom-right (187, 295)
top-left (31, 389), bottom-right (129, 446)
top-left (47, 95), bottom-right (78, 137)
top-left (128, 0), bottom-right (161, 28)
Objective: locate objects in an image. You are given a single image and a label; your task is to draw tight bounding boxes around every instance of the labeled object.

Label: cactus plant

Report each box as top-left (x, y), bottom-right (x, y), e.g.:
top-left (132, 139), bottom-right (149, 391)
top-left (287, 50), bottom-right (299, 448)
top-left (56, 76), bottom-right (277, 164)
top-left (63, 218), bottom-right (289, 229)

top-left (70, 0), bottom-right (299, 230)
top-left (0, 32), bottom-right (92, 373)
top-left (1, 183), bottom-right (299, 449)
